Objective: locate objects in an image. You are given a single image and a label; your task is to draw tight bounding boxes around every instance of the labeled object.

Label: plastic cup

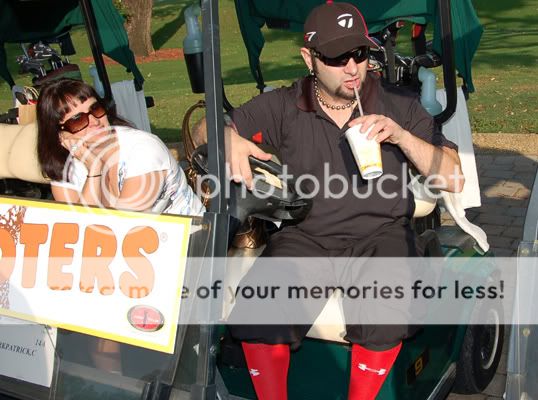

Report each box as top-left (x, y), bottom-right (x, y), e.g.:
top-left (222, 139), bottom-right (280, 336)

top-left (344, 124), bottom-right (383, 180)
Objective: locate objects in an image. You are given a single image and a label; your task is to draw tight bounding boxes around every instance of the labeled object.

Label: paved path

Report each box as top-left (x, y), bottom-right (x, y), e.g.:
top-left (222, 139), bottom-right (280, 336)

top-left (441, 153), bottom-right (537, 257)
top-left (445, 148), bottom-right (537, 399)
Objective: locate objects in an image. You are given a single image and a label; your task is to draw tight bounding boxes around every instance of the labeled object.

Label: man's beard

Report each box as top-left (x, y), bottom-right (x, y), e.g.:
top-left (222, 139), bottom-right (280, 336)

top-left (335, 86), bottom-right (356, 102)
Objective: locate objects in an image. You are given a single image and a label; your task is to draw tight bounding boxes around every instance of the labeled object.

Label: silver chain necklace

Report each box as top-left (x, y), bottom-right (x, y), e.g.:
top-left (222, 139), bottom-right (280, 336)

top-left (314, 78), bottom-right (355, 110)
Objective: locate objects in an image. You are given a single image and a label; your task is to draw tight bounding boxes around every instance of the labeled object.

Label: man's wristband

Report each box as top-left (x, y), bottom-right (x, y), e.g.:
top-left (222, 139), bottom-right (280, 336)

top-left (87, 174), bottom-right (102, 178)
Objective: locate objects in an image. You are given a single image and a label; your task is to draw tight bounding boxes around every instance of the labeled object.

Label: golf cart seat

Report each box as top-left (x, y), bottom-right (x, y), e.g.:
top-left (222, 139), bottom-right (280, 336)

top-left (0, 122), bottom-right (48, 183)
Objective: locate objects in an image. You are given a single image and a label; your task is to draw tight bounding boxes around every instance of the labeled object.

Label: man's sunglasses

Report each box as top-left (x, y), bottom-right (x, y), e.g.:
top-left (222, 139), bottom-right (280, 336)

top-left (60, 102), bottom-right (107, 134)
top-left (312, 47), bottom-right (369, 67)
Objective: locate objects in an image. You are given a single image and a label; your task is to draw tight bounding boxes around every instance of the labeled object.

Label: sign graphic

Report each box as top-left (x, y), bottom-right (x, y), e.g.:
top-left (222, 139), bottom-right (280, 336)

top-left (0, 197), bottom-right (192, 353)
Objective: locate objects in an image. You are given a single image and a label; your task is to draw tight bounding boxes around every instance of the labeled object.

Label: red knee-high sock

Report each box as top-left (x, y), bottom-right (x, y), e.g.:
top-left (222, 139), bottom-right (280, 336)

top-left (242, 342), bottom-right (290, 400)
top-left (348, 342), bottom-right (402, 400)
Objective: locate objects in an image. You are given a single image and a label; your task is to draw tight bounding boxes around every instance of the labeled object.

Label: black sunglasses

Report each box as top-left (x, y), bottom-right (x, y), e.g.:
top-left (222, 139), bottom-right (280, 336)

top-left (312, 47), bottom-right (369, 67)
top-left (60, 102), bottom-right (107, 134)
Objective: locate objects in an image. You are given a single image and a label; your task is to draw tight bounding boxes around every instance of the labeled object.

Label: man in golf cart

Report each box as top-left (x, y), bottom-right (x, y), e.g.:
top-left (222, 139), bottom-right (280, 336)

top-left (196, 2), bottom-right (463, 399)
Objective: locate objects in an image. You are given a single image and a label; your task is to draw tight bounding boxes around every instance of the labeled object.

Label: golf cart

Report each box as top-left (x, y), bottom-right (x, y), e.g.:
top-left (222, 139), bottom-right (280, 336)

top-left (209, 0), bottom-right (504, 399)
top-left (0, 1), bottom-right (506, 400)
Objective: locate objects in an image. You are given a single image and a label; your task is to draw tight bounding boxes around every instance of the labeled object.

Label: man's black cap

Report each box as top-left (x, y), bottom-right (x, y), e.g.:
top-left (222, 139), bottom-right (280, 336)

top-left (304, 1), bottom-right (379, 58)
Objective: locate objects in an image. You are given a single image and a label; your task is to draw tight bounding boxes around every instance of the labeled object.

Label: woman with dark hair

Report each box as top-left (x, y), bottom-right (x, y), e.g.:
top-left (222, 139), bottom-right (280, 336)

top-left (36, 78), bottom-right (205, 374)
top-left (37, 78), bottom-right (204, 215)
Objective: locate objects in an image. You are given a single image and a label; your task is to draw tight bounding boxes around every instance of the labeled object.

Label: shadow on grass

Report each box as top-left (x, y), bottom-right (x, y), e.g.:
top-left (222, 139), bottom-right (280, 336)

top-left (222, 30), bottom-right (305, 85)
top-left (263, 29), bottom-right (304, 46)
top-left (473, 21), bottom-right (538, 68)
top-left (223, 63), bottom-right (305, 87)
top-left (151, 125), bottom-right (181, 143)
top-left (471, 0), bottom-right (538, 68)
top-left (472, 0), bottom-right (527, 13)
top-left (152, 0), bottom-right (193, 50)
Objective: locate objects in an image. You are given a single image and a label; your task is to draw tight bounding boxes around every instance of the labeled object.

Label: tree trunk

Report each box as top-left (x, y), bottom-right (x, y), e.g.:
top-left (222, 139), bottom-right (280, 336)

top-left (123, 0), bottom-right (154, 57)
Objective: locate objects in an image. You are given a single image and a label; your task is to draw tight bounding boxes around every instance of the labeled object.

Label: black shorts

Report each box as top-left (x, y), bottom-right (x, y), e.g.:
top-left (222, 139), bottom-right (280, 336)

top-left (228, 219), bottom-right (422, 350)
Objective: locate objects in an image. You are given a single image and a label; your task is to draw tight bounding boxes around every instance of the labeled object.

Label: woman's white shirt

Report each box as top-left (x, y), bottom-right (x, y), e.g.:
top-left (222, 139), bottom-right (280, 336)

top-left (51, 126), bottom-right (205, 216)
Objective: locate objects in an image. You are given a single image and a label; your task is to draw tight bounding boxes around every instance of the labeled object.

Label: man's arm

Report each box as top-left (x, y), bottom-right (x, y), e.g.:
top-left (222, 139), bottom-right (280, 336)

top-left (192, 117), bottom-right (271, 189)
top-left (349, 115), bottom-right (464, 193)
top-left (395, 132), bottom-right (464, 192)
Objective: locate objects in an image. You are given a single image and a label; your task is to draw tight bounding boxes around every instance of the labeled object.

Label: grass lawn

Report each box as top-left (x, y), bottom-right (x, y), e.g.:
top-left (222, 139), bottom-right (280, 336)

top-left (0, 0), bottom-right (536, 143)
top-left (468, 0), bottom-right (538, 134)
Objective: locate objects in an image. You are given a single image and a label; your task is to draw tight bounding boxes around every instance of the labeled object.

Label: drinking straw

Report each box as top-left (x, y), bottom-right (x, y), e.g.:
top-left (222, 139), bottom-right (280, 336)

top-left (353, 86), bottom-right (364, 116)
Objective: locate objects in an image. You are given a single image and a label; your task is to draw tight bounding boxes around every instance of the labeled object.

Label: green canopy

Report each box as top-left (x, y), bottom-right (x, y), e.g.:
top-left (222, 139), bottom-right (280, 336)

top-left (0, 0), bottom-right (143, 88)
top-left (234, 0), bottom-right (482, 92)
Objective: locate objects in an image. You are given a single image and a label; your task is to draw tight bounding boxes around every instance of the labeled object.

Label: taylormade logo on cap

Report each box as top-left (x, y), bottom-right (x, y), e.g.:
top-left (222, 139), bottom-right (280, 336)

top-left (305, 32), bottom-right (317, 42)
top-left (337, 13), bottom-right (354, 29)
top-left (303, 1), bottom-right (379, 58)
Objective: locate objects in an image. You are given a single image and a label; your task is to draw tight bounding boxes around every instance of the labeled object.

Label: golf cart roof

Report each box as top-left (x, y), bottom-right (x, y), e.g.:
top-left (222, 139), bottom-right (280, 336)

top-left (235, 0), bottom-right (483, 92)
top-left (0, 0), bottom-right (144, 90)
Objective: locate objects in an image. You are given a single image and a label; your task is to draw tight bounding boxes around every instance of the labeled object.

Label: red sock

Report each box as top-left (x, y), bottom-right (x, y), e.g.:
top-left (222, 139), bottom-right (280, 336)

top-left (348, 342), bottom-right (402, 400)
top-left (241, 342), bottom-right (290, 400)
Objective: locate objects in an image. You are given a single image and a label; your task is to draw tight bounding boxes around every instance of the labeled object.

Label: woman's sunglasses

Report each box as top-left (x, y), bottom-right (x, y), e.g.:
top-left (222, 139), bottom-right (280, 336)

top-left (60, 102), bottom-right (107, 134)
top-left (312, 47), bottom-right (369, 67)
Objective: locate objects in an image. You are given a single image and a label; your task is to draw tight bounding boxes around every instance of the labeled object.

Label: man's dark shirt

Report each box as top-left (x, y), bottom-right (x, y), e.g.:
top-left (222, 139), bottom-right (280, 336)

top-left (230, 73), bottom-right (457, 243)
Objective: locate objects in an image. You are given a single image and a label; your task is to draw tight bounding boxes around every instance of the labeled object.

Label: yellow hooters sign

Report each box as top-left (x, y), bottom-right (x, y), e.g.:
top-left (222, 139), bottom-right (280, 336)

top-left (0, 196), bottom-right (192, 354)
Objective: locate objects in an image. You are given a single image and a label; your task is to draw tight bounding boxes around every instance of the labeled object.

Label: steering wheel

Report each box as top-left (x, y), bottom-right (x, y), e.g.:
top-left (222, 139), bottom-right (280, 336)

top-left (191, 144), bottom-right (312, 224)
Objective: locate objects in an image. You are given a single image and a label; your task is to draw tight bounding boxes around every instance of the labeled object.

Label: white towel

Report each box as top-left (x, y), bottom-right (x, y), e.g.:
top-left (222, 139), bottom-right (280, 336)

top-left (436, 87), bottom-right (481, 209)
top-left (440, 191), bottom-right (489, 253)
top-left (111, 80), bottom-right (151, 133)
top-left (436, 88), bottom-right (489, 253)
